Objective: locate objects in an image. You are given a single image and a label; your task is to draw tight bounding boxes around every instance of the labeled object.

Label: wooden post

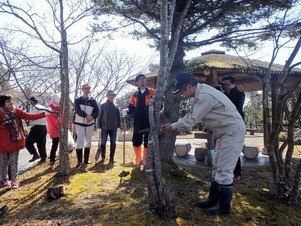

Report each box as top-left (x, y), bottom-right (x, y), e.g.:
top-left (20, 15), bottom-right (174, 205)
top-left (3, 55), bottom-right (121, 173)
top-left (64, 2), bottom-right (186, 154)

top-left (123, 116), bottom-right (126, 164)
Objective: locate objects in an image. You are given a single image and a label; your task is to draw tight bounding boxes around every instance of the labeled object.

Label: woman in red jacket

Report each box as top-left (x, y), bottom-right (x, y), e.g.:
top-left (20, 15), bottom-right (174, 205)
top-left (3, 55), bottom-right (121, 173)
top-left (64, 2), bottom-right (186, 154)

top-left (0, 94), bottom-right (46, 189)
top-left (46, 95), bottom-right (60, 169)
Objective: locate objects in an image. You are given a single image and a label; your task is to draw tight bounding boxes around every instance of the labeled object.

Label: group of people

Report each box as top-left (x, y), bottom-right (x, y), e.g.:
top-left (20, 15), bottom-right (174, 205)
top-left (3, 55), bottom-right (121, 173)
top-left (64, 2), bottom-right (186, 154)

top-left (74, 74), bottom-right (154, 168)
top-left (0, 75), bottom-right (153, 191)
top-left (1, 71), bottom-right (246, 216)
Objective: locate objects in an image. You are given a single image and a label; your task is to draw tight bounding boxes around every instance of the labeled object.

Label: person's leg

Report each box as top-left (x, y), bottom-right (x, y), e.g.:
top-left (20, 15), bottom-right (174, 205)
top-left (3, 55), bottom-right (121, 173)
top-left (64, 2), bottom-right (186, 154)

top-left (196, 179), bottom-right (219, 208)
top-left (142, 131), bottom-right (149, 165)
top-left (75, 125), bottom-right (85, 166)
top-left (205, 126), bottom-right (245, 215)
top-left (215, 128), bottom-right (245, 185)
top-left (100, 129), bottom-right (109, 161)
top-left (197, 138), bottom-right (221, 208)
top-left (26, 126), bottom-right (40, 161)
top-left (109, 129), bottom-right (117, 162)
top-left (84, 125), bottom-right (94, 149)
top-left (0, 153), bottom-right (9, 186)
top-left (132, 132), bottom-right (143, 166)
top-left (84, 125), bottom-right (94, 163)
top-left (49, 137), bottom-right (60, 162)
top-left (36, 126), bottom-right (47, 162)
top-left (9, 151), bottom-right (19, 189)
top-left (233, 157), bottom-right (241, 180)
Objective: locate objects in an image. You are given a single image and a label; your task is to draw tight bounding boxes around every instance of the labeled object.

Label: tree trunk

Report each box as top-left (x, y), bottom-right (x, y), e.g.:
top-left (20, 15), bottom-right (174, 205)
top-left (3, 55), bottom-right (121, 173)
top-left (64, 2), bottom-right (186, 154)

top-left (58, 0), bottom-right (71, 176)
top-left (159, 46), bottom-right (185, 162)
top-left (267, 36), bottom-right (301, 198)
top-left (146, 0), bottom-right (192, 217)
top-left (289, 160), bottom-right (301, 205)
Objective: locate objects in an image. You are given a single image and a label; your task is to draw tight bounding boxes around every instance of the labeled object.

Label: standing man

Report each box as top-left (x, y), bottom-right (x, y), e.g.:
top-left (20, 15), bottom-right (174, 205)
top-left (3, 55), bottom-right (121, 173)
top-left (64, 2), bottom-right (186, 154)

top-left (162, 72), bottom-right (245, 215)
top-left (97, 90), bottom-right (120, 163)
top-left (26, 96), bottom-right (48, 163)
top-left (74, 84), bottom-right (99, 167)
top-left (126, 74), bottom-right (155, 166)
top-left (222, 76), bottom-right (245, 181)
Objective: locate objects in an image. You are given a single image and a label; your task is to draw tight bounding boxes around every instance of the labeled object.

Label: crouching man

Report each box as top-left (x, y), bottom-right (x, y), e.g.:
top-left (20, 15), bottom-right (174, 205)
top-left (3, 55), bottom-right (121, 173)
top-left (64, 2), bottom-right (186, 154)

top-left (162, 72), bottom-right (245, 215)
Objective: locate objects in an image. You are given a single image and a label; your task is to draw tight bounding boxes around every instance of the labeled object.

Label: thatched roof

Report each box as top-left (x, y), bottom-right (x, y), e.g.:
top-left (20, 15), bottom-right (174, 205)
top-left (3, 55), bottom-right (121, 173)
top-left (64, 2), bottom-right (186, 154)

top-left (186, 50), bottom-right (286, 71)
top-left (186, 50), bottom-right (301, 92)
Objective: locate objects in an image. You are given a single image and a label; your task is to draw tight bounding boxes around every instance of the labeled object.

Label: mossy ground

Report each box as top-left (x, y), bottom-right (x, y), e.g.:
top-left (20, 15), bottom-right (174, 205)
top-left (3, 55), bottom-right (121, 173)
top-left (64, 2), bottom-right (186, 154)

top-left (0, 134), bottom-right (300, 226)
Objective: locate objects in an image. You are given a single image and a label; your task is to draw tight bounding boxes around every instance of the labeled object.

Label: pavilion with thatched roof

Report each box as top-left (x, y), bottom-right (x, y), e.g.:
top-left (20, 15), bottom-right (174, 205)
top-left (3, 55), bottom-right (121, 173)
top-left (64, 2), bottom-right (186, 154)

top-left (127, 50), bottom-right (301, 92)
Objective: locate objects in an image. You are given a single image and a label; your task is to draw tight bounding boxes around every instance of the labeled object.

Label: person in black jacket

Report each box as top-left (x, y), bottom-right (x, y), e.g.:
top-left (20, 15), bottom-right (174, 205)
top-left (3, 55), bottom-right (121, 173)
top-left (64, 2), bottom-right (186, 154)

top-left (74, 84), bottom-right (99, 167)
top-left (97, 90), bottom-right (120, 163)
top-left (222, 76), bottom-right (245, 181)
top-left (125, 74), bottom-right (155, 166)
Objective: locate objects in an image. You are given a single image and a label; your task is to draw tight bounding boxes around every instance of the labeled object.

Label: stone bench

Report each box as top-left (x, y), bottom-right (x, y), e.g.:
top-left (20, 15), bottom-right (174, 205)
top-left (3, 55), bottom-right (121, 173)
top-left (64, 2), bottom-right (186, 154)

top-left (174, 143), bottom-right (191, 157)
top-left (246, 128), bottom-right (258, 135)
top-left (194, 147), bottom-right (216, 167)
top-left (242, 144), bottom-right (259, 159)
top-left (194, 132), bottom-right (208, 139)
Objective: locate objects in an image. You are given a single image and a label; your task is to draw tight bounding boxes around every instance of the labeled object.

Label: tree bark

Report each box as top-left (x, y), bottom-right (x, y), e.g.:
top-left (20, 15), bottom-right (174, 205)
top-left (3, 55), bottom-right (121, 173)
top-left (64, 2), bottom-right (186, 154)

top-left (58, 0), bottom-right (71, 176)
top-left (146, 0), bottom-right (192, 217)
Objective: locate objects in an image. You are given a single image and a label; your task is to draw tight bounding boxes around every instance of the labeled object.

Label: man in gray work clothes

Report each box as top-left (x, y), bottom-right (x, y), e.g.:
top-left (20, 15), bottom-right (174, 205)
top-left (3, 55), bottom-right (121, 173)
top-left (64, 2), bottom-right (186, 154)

top-left (163, 72), bottom-right (246, 215)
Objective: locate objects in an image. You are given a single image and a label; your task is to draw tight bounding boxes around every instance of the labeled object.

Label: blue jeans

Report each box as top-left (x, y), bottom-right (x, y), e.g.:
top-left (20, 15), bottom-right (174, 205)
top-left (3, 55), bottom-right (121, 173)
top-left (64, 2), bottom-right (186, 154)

top-left (101, 129), bottom-right (117, 161)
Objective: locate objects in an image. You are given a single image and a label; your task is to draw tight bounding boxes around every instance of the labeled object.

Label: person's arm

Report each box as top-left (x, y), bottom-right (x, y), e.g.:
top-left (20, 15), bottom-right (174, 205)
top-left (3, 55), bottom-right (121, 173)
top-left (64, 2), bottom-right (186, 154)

top-left (128, 93), bottom-right (135, 115)
top-left (91, 99), bottom-right (99, 119)
top-left (237, 91), bottom-right (245, 109)
top-left (117, 107), bottom-right (121, 128)
top-left (97, 104), bottom-right (103, 129)
top-left (74, 97), bottom-right (87, 117)
top-left (171, 96), bottom-right (214, 131)
top-left (17, 108), bottom-right (46, 120)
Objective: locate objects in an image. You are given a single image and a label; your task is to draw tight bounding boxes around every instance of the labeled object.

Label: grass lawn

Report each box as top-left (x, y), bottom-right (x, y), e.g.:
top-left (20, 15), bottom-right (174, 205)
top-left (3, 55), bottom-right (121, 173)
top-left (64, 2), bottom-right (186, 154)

top-left (0, 133), bottom-right (300, 226)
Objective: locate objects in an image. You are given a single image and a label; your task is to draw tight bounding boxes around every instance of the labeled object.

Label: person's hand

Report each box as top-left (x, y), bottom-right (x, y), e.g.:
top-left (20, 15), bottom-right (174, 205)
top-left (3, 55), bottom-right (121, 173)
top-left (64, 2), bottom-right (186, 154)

top-left (122, 108), bottom-right (128, 117)
top-left (117, 128), bottom-right (121, 134)
top-left (86, 115), bottom-right (93, 123)
top-left (97, 128), bottom-right (102, 135)
top-left (161, 123), bottom-right (174, 132)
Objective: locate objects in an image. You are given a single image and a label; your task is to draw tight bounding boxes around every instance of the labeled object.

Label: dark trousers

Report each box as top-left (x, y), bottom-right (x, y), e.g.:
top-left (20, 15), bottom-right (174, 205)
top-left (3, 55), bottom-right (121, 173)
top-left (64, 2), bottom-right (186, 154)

top-left (49, 137), bottom-right (59, 162)
top-left (26, 125), bottom-right (47, 160)
top-left (233, 157), bottom-right (241, 176)
top-left (132, 127), bottom-right (149, 148)
top-left (101, 129), bottom-right (117, 160)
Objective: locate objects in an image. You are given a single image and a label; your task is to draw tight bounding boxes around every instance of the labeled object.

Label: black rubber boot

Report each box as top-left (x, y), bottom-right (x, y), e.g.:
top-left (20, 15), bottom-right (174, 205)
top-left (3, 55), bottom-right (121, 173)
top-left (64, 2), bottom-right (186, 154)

top-left (100, 145), bottom-right (106, 162)
top-left (76, 149), bottom-right (83, 166)
top-left (84, 148), bottom-right (91, 164)
top-left (204, 184), bottom-right (233, 215)
top-left (196, 180), bottom-right (219, 208)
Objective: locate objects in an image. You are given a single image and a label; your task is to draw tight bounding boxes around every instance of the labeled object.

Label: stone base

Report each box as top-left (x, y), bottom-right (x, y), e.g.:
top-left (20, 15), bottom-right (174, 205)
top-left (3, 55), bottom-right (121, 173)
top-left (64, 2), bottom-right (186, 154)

top-left (262, 147), bottom-right (268, 155)
top-left (194, 147), bottom-right (208, 161)
top-left (175, 143), bottom-right (191, 157)
top-left (243, 144), bottom-right (259, 159)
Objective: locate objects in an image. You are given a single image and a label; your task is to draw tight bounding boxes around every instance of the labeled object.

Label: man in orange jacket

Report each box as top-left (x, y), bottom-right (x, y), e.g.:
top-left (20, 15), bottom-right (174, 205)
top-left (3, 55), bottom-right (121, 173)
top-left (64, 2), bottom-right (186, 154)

top-left (126, 74), bottom-right (155, 166)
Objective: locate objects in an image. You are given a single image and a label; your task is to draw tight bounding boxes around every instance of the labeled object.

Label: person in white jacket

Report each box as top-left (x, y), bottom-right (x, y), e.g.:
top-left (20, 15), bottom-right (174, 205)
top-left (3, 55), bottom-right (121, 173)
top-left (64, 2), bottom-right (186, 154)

top-left (73, 84), bottom-right (99, 167)
top-left (26, 96), bottom-right (48, 163)
top-left (162, 72), bottom-right (246, 215)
